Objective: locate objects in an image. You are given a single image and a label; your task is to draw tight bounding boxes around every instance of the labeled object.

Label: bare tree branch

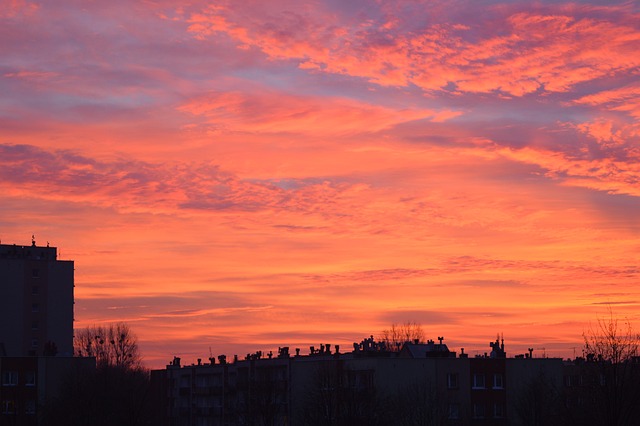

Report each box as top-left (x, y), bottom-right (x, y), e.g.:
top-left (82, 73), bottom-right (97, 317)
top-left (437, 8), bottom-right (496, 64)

top-left (74, 322), bottom-right (142, 370)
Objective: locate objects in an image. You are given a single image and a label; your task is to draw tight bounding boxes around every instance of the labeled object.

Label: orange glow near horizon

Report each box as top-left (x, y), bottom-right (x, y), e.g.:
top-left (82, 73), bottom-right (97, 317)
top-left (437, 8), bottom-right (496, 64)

top-left (1, 0), bottom-right (639, 368)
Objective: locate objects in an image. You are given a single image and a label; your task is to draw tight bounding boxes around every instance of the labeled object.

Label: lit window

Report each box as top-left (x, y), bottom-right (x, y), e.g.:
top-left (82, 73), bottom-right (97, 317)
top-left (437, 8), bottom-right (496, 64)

top-left (493, 373), bottom-right (504, 389)
top-left (1, 372), bottom-right (18, 386)
top-left (447, 373), bottom-right (458, 389)
top-left (473, 373), bottom-right (485, 389)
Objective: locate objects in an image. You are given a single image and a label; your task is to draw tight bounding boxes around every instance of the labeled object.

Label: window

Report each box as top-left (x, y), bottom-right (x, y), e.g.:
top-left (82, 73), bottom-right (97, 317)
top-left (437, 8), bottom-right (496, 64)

top-left (565, 374), bottom-right (582, 387)
top-left (348, 370), bottom-right (374, 390)
top-left (32, 269), bottom-right (39, 278)
top-left (448, 403), bottom-right (460, 419)
top-left (179, 375), bottom-right (190, 388)
top-left (493, 373), bottom-right (504, 389)
top-left (473, 403), bottom-right (485, 418)
top-left (25, 371), bottom-right (36, 387)
top-left (31, 339), bottom-right (38, 348)
top-left (25, 400), bottom-right (36, 415)
top-left (1, 400), bottom-right (15, 415)
top-left (1, 372), bottom-right (18, 386)
top-left (196, 374), bottom-right (212, 388)
top-left (447, 373), bottom-right (459, 389)
top-left (31, 321), bottom-right (39, 331)
top-left (32, 303), bottom-right (39, 312)
top-left (473, 373), bottom-right (485, 389)
top-left (494, 403), bottom-right (505, 418)
top-left (32, 285), bottom-right (39, 295)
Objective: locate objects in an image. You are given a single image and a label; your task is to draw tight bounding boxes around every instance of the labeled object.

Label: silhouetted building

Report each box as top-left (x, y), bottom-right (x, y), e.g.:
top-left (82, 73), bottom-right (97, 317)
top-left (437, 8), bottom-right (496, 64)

top-left (153, 336), bottom-right (565, 426)
top-left (0, 356), bottom-right (95, 425)
top-left (0, 240), bottom-right (74, 357)
top-left (1, 239), bottom-right (79, 425)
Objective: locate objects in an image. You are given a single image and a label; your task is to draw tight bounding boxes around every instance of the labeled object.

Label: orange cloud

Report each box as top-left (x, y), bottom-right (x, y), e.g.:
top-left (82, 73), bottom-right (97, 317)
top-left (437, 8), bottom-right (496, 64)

top-left (186, 4), bottom-right (640, 96)
top-left (575, 119), bottom-right (625, 148)
top-left (497, 145), bottom-right (640, 196)
top-left (575, 84), bottom-right (640, 112)
top-left (178, 90), bottom-right (461, 135)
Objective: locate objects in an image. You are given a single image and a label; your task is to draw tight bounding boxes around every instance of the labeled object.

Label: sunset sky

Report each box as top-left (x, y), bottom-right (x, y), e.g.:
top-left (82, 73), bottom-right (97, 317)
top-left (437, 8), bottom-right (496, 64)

top-left (2, 0), bottom-right (639, 368)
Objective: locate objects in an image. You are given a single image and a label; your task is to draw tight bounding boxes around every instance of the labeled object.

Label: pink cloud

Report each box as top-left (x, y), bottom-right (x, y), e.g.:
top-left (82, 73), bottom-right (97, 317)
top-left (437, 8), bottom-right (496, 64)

top-left (575, 119), bottom-right (625, 148)
top-left (178, 90), bottom-right (460, 135)
top-left (0, 144), bottom-right (374, 217)
top-left (0, 0), bottom-right (39, 18)
top-left (3, 70), bottom-right (58, 80)
top-left (186, 3), bottom-right (640, 96)
top-left (575, 83), bottom-right (640, 114)
top-left (497, 145), bottom-right (640, 196)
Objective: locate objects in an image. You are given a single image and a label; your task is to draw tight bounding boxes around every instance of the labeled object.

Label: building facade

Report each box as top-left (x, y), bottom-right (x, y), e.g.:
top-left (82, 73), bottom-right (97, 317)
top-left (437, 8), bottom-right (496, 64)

top-left (153, 337), bottom-right (565, 426)
top-left (0, 239), bottom-right (79, 425)
top-left (0, 241), bottom-right (74, 358)
top-left (0, 356), bottom-right (95, 426)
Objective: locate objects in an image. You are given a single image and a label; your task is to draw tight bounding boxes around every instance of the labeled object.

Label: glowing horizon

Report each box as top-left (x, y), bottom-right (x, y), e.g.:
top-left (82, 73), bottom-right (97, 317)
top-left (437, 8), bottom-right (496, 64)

top-left (2, 0), bottom-right (639, 368)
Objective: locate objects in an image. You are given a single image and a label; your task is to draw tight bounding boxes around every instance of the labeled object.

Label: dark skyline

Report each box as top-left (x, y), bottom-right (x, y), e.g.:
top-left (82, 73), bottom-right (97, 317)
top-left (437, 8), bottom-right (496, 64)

top-left (1, 0), bottom-right (640, 369)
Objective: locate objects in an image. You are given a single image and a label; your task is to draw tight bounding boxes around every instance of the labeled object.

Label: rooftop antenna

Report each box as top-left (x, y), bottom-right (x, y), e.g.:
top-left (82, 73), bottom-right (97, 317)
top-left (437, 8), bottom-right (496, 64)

top-left (32, 234), bottom-right (36, 246)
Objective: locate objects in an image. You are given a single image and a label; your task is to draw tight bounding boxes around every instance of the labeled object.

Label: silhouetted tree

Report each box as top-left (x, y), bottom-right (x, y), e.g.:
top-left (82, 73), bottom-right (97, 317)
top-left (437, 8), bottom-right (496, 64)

top-left (380, 321), bottom-right (425, 352)
top-left (43, 323), bottom-right (151, 426)
top-left (74, 322), bottom-right (142, 369)
top-left (577, 311), bottom-right (640, 426)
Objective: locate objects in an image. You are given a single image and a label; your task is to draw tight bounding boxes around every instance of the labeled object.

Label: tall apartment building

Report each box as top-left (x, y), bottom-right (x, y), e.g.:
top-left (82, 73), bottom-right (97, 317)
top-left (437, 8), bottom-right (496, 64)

top-left (0, 240), bottom-right (74, 357)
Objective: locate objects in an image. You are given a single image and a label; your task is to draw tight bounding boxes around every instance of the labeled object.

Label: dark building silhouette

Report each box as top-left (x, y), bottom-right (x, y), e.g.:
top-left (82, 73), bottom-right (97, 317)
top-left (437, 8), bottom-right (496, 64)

top-left (0, 239), bottom-right (89, 425)
top-left (0, 240), bottom-right (74, 357)
top-left (152, 336), bottom-right (565, 426)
